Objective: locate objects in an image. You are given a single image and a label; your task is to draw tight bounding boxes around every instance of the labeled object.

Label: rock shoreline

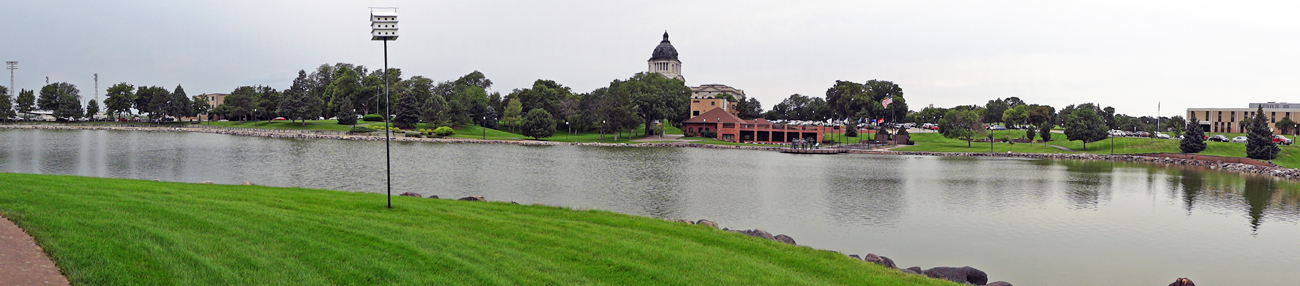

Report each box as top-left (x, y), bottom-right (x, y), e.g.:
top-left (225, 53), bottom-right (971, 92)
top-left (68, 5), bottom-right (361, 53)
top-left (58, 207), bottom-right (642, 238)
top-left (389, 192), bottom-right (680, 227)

top-left (4, 124), bottom-right (1297, 181)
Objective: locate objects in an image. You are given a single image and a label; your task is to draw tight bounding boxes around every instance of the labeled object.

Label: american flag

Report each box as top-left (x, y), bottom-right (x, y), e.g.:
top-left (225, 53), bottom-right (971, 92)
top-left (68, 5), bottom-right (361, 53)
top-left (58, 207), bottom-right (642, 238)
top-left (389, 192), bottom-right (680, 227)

top-left (882, 97), bottom-right (893, 108)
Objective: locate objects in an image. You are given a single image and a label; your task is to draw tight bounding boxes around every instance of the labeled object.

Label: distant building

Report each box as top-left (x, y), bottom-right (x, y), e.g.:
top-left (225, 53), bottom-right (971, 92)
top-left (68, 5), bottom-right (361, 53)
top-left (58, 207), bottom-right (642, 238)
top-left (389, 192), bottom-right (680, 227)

top-left (199, 93), bottom-right (227, 121)
top-left (648, 32), bottom-right (684, 81)
top-left (689, 84), bottom-right (745, 117)
top-left (1187, 102), bottom-right (1300, 133)
top-left (682, 107), bottom-right (842, 143)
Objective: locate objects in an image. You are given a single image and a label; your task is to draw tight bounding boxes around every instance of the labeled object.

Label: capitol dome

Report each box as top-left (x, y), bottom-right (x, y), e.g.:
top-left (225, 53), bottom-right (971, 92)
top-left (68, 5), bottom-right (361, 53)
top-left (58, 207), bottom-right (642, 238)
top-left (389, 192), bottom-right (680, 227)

top-left (649, 32), bottom-right (679, 61)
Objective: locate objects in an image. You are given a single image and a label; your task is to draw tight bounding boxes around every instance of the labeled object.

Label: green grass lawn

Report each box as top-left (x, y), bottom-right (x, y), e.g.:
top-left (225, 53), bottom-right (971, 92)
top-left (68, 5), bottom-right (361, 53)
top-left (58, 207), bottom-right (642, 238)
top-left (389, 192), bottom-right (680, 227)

top-left (899, 130), bottom-right (1300, 168)
top-left (0, 173), bottom-right (956, 286)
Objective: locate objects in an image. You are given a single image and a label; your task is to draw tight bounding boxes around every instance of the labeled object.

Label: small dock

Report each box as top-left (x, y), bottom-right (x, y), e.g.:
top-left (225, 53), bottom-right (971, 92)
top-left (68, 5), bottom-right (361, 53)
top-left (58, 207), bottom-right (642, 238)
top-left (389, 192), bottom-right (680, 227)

top-left (779, 148), bottom-right (847, 154)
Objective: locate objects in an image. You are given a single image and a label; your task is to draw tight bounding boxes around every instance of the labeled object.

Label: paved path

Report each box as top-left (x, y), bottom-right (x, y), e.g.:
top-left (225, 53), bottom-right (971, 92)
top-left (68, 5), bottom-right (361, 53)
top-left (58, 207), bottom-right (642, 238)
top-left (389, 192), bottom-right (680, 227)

top-left (0, 214), bottom-right (69, 286)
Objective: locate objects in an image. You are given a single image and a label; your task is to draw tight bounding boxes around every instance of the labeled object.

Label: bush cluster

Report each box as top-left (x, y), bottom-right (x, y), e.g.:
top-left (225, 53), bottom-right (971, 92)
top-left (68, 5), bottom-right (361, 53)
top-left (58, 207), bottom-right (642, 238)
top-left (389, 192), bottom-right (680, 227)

top-left (362, 114), bottom-right (384, 122)
top-left (699, 129), bottom-right (717, 139)
top-left (433, 126), bottom-right (455, 136)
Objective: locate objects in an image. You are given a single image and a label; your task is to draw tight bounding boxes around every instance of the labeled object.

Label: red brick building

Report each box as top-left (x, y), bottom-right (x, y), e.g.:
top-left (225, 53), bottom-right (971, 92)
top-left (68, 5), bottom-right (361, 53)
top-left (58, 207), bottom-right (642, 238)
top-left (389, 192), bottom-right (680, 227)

top-left (682, 108), bottom-right (846, 143)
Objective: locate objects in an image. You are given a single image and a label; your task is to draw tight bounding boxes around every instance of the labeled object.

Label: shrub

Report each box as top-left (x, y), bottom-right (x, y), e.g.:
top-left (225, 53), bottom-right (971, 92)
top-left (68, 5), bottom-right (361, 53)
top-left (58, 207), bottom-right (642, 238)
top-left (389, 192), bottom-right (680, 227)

top-left (1001, 135), bottom-right (1010, 142)
top-left (699, 129), bottom-right (717, 139)
top-left (822, 138), bottom-right (836, 144)
top-left (349, 126), bottom-right (376, 133)
top-left (845, 125), bottom-right (858, 137)
top-left (907, 140), bottom-right (915, 145)
top-left (433, 126), bottom-right (455, 136)
top-left (363, 114), bottom-right (384, 122)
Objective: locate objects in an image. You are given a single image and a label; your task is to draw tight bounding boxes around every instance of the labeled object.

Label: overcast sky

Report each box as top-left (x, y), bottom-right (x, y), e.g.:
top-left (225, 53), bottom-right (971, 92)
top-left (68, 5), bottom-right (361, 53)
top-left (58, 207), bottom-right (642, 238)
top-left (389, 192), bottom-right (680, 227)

top-left (4, 0), bottom-right (1299, 117)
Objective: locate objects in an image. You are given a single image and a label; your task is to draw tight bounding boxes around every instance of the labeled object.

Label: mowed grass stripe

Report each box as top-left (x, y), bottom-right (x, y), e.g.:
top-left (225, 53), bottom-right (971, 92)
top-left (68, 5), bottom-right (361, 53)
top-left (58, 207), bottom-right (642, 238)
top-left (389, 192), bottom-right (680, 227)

top-left (0, 173), bottom-right (956, 286)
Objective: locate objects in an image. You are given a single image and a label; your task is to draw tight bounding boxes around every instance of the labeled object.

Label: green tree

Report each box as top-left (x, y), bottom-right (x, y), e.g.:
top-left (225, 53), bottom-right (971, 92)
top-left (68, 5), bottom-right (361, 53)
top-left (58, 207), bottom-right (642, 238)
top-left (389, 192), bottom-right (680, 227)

top-left (609, 72), bottom-right (692, 137)
top-left (1002, 105), bottom-right (1030, 129)
top-left (421, 94), bottom-right (449, 127)
top-left (736, 97), bottom-right (764, 120)
top-left (0, 92), bottom-right (14, 120)
top-left (85, 99), bottom-right (100, 119)
top-left (1246, 106), bottom-right (1280, 160)
top-left (1165, 115), bottom-right (1186, 137)
top-left (104, 83), bottom-right (135, 118)
top-left (1180, 113), bottom-right (1206, 153)
top-left (824, 80), bottom-right (870, 120)
top-left (224, 86), bottom-right (257, 121)
top-left (983, 98), bottom-right (1009, 124)
top-left (15, 89), bottom-right (35, 119)
top-left (54, 89), bottom-right (84, 121)
top-left (393, 92), bottom-right (421, 129)
top-left (133, 86), bottom-right (155, 117)
top-left (279, 70), bottom-right (322, 124)
top-left (1026, 126), bottom-right (1037, 142)
top-left (170, 85), bottom-right (192, 121)
top-left (1039, 122), bottom-right (1054, 142)
top-left (146, 86), bottom-right (172, 120)
top-left (191, 95), bottom-right (211, 122)
top-left (938, 109), bottom-right (983, 147)
top-left (336, 99), bottom-right (357, 125)
top-left (521, 108), bottom-right (556, 140)
top-left (502, 99), bottom-right (523, 133)
top-left (1064, 106), bottom-right (1108, 150)
top-left (1275, 116), bottom-right (1297, 136)
top-left (39, 82), bottom-right (83, 120)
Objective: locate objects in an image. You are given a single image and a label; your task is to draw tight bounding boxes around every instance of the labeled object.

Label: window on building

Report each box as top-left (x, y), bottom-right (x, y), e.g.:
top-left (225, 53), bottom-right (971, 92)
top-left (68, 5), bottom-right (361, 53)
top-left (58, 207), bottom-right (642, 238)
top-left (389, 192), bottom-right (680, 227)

top-left (693, 111), bottom-right (699, 116)
top-left (1272, 112), bottom-right (1277, 123)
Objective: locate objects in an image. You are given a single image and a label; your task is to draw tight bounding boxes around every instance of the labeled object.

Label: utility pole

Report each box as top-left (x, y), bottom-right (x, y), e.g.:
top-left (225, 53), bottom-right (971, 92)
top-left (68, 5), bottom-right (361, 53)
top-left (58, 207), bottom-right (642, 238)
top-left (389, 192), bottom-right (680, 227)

top-left (5, 61), bottom-right (15, 96)
top-left (94, 73), bottom-right (99, 104)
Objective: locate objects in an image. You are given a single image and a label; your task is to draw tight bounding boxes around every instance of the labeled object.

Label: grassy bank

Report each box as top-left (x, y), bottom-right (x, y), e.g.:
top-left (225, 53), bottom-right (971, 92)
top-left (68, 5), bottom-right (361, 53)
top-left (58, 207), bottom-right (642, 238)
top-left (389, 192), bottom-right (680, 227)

top-left (0, 173), bottom-right (954, 286)
top-left (896, 130), bottom-right (1300, 168)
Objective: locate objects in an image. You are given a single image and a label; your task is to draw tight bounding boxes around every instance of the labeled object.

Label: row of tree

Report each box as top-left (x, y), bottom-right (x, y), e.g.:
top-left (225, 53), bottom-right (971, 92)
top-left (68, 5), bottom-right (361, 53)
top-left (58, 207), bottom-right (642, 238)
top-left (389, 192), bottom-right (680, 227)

top-left (0, 83), bottom-right (213, 122)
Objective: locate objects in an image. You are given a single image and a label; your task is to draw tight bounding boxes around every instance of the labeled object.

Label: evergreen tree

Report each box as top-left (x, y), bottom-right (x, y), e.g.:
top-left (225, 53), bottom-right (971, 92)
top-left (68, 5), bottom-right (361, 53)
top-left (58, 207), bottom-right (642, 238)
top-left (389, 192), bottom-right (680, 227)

top-left (279, 70), bottom-right (322, 124)
top-left (521, 108), bottom-right (556, 140)
top-left (482, 106), bottom-right (499, 129)
top-left (1064, 106), bottom-right (1107, 150)
top-left (1039, 122), bottom-right (1053, 142)
top-left (393, 92), bottom-right (421, 129)
top-left (171, 85), bottom-right (191, 120)
top-left (336, 99), bottom-right (357, 125)
top-left (86, 99), bottom-right (100, 119)
top-left (1180, 113), bottom-right (1206, 153)
top-left (421, 94), bottom-right (449, 127)
top-left (16, 89), bottom-right (35, 119)
top-left (1246, 106), bottom-right (1280, 160)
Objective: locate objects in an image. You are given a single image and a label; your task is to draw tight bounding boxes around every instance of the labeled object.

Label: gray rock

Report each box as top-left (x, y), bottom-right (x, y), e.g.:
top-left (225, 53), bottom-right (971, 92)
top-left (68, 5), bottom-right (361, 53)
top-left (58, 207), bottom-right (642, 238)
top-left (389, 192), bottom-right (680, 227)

top-left (427, 195), bottom-right (439, 199)
top-left (458, 196), bottom-right (487, 201)
top-left (987, 281), bottom-right (1013, 286)
top-left (848, 254), bottom-right (862, 260)
top-left (906, 266), bottom-right (922, 274)
top-left (695, 219), bottom-right (719, 229)
top-left (398, 192), bottom-right (422, 198)
top-left (240, 181), bottom-right (255, 185)
top-left (738, 229), bottom-right (775, 240)
top-left (1168, 278), bottom-right (1195, 286)
top-left (201, 181), bottom-right (213, 184)
top-left (864, 253), bottom-right (896, 268)
top-left (773, 234), bottom-right (796, 245)
top-left (922, 266), bottom-right (988, 285)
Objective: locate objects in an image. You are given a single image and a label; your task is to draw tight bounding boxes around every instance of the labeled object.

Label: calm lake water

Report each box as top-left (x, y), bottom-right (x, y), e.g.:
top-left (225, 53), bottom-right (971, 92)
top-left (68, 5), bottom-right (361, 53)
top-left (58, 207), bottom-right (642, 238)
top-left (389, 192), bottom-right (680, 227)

top-left (2, 128), bottom-right (1299, 285)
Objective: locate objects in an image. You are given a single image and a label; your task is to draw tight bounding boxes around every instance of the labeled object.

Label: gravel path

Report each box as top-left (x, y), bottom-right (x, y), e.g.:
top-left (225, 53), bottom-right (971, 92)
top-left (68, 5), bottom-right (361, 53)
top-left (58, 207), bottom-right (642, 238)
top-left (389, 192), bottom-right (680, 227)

top-left (0, 214), bottom-right (69, 286)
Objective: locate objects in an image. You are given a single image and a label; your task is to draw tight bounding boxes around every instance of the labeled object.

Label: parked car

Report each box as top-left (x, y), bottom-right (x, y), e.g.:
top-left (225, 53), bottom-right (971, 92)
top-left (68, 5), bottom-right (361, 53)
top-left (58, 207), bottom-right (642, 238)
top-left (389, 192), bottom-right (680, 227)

top-left (1155, 133), bottom-right (1170, 139)
top-left (1272, 135), bottom-right (1293, 145)
top-left (272, 117), bottom-right (287, 121)
top-left (1109, 130), bottom-right (1125, 137)
top-left (1230, 136), bottom-right (1248, 143)
top-left (987, 125), bottom-right (1007, 130)
top-left (1208, 135), bottom-right (1229, 142)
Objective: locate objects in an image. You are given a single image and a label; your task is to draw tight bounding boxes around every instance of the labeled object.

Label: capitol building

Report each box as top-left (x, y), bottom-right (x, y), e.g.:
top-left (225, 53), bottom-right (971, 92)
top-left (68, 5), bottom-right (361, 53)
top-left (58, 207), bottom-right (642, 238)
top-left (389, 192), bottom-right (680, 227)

top-left (647, 32), bottom-right (746, 118)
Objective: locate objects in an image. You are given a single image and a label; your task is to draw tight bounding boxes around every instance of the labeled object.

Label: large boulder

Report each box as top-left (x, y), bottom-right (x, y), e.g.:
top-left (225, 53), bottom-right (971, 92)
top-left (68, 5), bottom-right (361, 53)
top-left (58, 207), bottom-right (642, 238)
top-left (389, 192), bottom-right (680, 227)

top-left (458, 196), bottom-right (487, 201)
top-left (398, 192), bottom-right (422, 198)
top-left (863, 253), bottom-right (896, 268)
top-left (695, 219), bottom-right (719, 229)
top-left (1168, 278), bottom-right (1195, 286)
top-left (905, 266), bottom-right (923, 274)
top-left (736, 229), bottom-right (775, 240)
top-left (773, 234), bottom-right (796, 245)
top-left (987, 282), bottom-right (1012, 286)
top-left (922, 266), bottom-right (988, 285)
top-left (427, 195), bottom-right (439, 199)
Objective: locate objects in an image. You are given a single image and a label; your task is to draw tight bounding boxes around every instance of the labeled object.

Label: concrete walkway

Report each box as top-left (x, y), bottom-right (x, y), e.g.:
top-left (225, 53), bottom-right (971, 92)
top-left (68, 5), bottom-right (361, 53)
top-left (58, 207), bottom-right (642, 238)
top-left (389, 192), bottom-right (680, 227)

top-left (0, 214), bottom-right (69, 286)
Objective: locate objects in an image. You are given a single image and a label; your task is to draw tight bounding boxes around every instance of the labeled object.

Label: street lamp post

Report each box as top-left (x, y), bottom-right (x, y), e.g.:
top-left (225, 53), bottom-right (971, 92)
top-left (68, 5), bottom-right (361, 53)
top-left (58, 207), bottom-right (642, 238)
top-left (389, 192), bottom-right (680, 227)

top-left (371, 7), bottom-right (399, 208)
top-left (482, 116), bottom-right (486, 139)
top-left (565, 121), bottom-right (569, 141)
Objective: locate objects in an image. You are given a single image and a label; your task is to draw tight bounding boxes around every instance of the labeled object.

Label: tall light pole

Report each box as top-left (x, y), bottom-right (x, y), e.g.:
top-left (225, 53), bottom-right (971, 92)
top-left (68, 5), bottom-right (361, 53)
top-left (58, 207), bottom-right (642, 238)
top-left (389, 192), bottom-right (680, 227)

top-left (371, 7), bottom-right (398, 208)
top-left (94, 73), bottom-right (99, 104)
top-left (5, 61), bottom-right (15, 97)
